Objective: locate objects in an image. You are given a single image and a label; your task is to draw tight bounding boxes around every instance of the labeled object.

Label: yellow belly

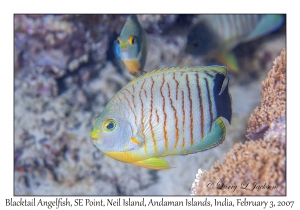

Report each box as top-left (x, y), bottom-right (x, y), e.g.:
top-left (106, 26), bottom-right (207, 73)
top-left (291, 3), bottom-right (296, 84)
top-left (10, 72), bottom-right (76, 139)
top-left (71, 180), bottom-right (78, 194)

top-left (123, 59), bottom-right (141, 75)
top-left (103, 150), bottom-right (143, 164)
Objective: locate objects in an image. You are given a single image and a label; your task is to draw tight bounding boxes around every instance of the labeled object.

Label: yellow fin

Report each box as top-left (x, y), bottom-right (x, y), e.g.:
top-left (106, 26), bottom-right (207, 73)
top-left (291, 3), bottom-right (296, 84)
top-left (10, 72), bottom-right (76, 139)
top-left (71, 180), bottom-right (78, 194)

top-left (217, 51), bottom-right (239, 73)
top-left (133, 157), bottom-right (171, 170)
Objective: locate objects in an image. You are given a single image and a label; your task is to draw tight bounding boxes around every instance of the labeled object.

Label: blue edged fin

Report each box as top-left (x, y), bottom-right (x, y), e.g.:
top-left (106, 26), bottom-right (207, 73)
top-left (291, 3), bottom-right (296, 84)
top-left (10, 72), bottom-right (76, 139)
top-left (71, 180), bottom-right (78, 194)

top-left (113, 40), bottom-right (121, 60)
top-left (182, 118), bottom-right (226, 155)
top-left (113, 40), bottom-right (126, 70)
top-left (133, 157), bottom-right (171, 170)
top-left (244, 14), bottom-right (284, 42)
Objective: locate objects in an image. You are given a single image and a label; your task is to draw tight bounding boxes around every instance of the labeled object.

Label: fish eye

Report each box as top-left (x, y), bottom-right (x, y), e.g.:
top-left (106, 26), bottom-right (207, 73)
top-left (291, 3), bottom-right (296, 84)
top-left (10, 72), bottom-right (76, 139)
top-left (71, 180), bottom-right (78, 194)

top-left (103, 119), bottom-right (117, 132)
top-left (129, 35), bottom-right (135, 45)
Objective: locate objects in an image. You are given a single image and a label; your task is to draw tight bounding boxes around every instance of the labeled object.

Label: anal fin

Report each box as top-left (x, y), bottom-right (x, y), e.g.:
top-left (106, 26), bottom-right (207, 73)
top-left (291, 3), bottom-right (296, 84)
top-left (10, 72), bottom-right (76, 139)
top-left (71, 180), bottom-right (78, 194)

top-left (133, 157), bottom-right (171, 170)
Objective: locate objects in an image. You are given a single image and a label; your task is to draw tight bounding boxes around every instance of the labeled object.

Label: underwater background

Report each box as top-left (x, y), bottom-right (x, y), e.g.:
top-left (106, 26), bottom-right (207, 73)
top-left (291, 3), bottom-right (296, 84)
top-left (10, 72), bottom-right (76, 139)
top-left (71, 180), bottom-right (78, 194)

top-left (14, 14), bottom-right (286, 195)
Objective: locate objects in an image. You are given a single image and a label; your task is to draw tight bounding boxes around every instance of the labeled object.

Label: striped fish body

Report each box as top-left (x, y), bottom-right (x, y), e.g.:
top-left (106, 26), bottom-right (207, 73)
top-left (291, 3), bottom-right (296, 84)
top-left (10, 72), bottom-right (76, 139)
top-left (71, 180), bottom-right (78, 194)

top-left (91, 66), bottom-right (232, 170)
top-left (186, 14), bottom-right (284, 72)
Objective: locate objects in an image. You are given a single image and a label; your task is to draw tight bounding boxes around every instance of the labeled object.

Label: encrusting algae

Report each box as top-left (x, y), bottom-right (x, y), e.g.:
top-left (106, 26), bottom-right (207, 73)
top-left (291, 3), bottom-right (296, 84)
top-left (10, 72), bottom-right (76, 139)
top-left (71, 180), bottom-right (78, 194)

top-left (191, 48), bottom-right (286, 196)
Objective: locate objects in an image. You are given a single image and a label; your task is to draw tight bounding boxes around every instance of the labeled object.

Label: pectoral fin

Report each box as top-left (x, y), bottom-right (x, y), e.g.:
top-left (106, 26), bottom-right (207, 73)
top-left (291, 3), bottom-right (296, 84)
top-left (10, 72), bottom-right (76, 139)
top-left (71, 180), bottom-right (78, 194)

top-left (133, 157), bottom-right (171, 170)
top-left (138, 108), bottom-right (164, 145)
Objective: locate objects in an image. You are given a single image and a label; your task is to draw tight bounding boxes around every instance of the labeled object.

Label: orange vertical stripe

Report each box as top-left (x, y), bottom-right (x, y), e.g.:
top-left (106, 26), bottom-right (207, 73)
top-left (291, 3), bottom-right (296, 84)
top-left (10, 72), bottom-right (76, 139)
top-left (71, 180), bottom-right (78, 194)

top-left (131, 84), bottom-right (136, 109)
top-left (181, 90), bottom-right (185, 149)
top-left (150, 77), bottom-right (157, 152)
top-left (156, 109), bottom-right (160, 124)
top-left (139, 79), bottom-right (147, 154)
top-left (173, 72), bottom-right (179, 101)
top-left (160, 74), bottom-right (168, 151)
top-left (167, 82), bottom-right (179, 150)
top-left (196, 74), bottom-right (204, 140)
top-left (204, 78), bottom-right (213, 131)
top-left (204, 70), bottom-right (214, 78)
top-left (186, 74), bottom-right (194, 146)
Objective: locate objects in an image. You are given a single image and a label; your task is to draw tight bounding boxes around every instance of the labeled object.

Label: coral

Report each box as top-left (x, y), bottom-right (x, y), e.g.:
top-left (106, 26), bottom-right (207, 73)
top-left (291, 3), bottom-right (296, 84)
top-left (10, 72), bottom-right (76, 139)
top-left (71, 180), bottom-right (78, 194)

top-left (192, 127), bottom-right (286, 195)
top-left (247, 48), bottom-right (286, 140)
top-left (235, 34), bottom-right (286, 82)
top-left (192, 49), bottom-right (286, 195)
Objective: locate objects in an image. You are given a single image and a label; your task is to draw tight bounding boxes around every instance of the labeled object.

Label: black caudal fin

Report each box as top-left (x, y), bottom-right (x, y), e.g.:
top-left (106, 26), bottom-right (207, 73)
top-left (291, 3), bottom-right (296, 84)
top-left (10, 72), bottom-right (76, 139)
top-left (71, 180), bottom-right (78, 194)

top-left (213, 71), bottom-right (232, 124)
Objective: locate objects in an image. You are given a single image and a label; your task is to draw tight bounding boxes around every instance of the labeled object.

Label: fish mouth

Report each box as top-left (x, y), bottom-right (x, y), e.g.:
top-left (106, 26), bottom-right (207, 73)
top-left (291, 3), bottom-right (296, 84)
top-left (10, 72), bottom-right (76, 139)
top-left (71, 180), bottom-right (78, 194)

top-left (90, 130), bottom-right (100, 144)
top-left (90, 137), bottom-right (98, 144)
top-left (120, 50), bottom-right (133, 60)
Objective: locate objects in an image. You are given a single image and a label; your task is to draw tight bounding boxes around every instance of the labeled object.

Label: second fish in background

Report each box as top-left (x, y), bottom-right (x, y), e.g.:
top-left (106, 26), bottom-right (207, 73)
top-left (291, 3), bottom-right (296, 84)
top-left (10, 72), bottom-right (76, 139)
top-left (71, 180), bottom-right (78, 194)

top-left (114, 15), bottom-right (148, 76)
top-left (186, 14), bottom-right (284, 72)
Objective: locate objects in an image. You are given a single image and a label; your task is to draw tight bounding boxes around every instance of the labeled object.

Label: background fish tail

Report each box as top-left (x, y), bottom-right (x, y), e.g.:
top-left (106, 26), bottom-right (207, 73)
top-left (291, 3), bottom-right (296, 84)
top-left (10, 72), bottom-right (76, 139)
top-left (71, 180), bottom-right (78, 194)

top-left (244, 14), bottom-right (284, 42)
top-left (213, 72), bottom-right (232, 124)
top-left (217, 51), bottom-right (239, 72)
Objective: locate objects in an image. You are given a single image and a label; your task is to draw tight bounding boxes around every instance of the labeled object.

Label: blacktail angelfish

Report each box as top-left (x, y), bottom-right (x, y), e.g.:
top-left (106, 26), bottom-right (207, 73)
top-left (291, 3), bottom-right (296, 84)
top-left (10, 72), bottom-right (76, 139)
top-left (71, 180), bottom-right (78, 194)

top-left (186, 14), bottom-right (284, 72)
top-left (114, 15), bottom-right (148, 76)
top-left (90, 66), bottom-right (232, 170)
